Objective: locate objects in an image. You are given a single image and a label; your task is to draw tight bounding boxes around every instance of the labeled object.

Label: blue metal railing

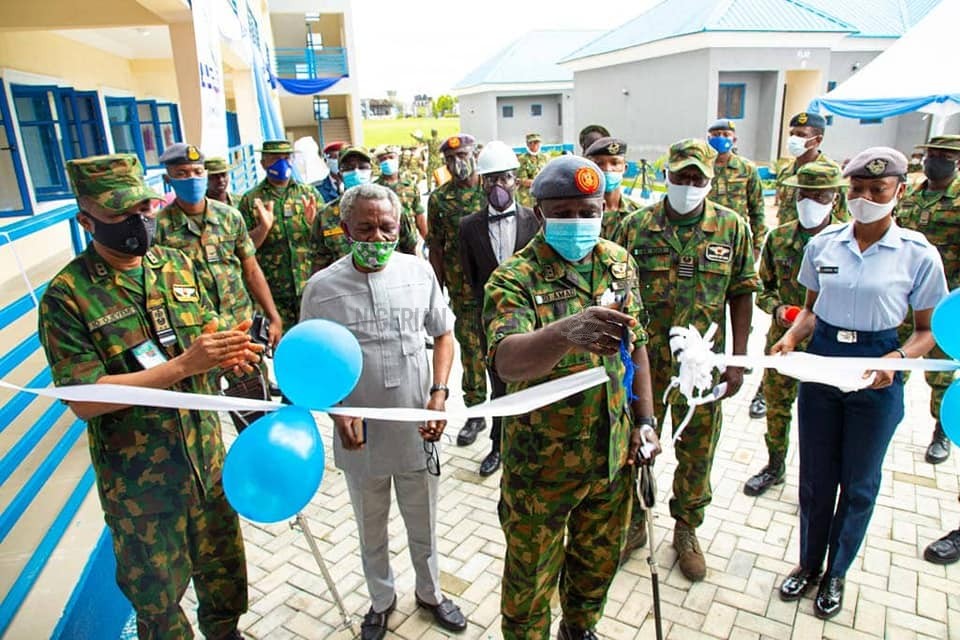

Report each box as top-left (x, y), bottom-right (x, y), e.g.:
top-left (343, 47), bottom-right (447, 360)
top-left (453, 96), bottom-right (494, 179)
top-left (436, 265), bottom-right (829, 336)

top-left (228, 142), bottom-right (260, 193)
top-left (273, 46), bottom-right (348, 79)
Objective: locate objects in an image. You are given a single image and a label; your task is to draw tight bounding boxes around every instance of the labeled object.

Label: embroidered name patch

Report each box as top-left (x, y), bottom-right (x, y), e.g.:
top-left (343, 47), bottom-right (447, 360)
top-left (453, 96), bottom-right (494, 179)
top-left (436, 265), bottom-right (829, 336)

top-left (87, 306), bottom-right (137, 331)
top-left (534, 289), bottom-right (577, 305)
top-left (817, 266), bottom-right (839, 274)
top-left (322, 227), bottom-right (345, 237)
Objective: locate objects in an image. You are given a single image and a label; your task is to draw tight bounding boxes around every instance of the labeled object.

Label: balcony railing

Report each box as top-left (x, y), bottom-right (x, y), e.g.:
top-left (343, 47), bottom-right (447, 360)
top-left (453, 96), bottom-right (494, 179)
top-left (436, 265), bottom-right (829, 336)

top-left (273, 46), bottom-right (348, 79)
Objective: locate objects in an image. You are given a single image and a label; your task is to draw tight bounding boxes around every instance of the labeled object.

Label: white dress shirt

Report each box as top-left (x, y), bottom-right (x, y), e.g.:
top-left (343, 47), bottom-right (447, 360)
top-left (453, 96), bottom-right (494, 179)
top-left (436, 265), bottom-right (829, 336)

top-left (487, 203), bottom-right (518, 264)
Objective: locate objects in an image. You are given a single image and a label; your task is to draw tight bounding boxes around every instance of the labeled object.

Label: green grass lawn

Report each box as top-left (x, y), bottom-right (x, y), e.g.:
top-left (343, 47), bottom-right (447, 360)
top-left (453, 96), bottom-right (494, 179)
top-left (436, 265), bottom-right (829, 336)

top-left (361, 117), bottom-right (460, 148)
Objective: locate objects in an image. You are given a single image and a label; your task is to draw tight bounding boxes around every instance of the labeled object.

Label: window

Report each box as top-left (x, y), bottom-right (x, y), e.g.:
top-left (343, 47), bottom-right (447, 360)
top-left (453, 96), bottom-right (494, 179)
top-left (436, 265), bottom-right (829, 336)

top-left (530, 104), bottom-right (542, 117)
top-left (859, 118), bottom-right (883, 125)
top-left (717, 83), bottom-right (745, 119)
top-left (502, 105), bottom-right (514, 118)
top-left (136, 100), bottom-right (183, 167)
top-left (226, 111), bottom-right (241, 148)
top-left (313, 97), bottom-right (330, 121)
top-left (58, 90), bottom-right (107, 160)
top-left (12, 84), bottom-right (71, 200)
top-left (105, 97), bottom-right (145, 166)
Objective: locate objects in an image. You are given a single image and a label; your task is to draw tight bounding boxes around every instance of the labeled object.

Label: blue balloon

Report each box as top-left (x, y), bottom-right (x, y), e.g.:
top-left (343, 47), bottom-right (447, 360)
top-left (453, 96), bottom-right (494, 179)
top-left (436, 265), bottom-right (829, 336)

top-left (932, 288), bottom-right (960, 360)
top-left (274, 319), bottom-right (363, 409)
top-left (941, 380), bottom-right (960, 447)
top-left (223, 406), bottom-right (325, 523)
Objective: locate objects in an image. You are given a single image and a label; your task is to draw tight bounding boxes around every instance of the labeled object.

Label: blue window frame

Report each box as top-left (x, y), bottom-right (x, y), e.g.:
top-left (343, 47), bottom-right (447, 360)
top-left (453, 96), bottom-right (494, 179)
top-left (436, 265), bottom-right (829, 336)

top-left (226, 111), bottom-right (241, 148)
top-left (717, 83), bottom-right (746, 120)
top-left (11, 84), bottom-right (71, 201)
top-left (56, 89), bottom-right (107, 160)
top-left (105, 97), bottom-right (146, 166)
top-left (0, 80), bottom-right (30, 216)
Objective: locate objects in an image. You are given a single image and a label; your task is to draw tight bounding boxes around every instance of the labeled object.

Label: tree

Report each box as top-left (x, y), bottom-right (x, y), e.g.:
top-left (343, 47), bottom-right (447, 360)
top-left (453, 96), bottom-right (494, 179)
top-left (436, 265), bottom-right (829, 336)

top-left (435, 94), bottom-right (456, 117)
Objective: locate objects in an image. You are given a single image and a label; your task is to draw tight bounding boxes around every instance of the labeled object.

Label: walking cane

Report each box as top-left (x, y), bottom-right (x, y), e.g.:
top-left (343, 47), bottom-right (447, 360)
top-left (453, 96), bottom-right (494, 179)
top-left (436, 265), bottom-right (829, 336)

top-left (637, 458), bottom-right (663, 640)
top-left (291, 513), bottom-right (357, 635)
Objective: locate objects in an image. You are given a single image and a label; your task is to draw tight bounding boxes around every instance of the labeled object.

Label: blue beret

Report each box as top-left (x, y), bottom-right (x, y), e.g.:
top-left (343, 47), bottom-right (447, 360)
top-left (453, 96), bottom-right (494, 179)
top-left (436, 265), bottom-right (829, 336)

top-left (439, 134), bottom-right (477, 154)
top-left (789, 112), bottom-right (826, 129)
top-left (531, 156), bottom-right (604, 200)
top-left (159, 142), bottom-right (204, 165)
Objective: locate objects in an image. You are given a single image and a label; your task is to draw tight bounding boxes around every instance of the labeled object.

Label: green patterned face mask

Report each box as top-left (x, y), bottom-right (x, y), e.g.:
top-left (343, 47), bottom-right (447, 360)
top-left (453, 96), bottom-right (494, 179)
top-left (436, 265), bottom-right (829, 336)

top-left (351, 239), bottom-right (398, 269)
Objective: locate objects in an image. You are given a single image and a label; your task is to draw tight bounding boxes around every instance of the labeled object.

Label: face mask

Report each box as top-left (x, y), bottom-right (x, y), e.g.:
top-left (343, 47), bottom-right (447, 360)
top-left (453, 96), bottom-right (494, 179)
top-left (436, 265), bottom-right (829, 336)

top-left (267, 158), bottom-right (292, 181)
top-left (666, 179), bottom-right (711, 215)
top-left (487, 184), bottom-right (513, 211)
top-left (603, 171), bottom-right (623, 193)
top-left (543, 218), bottom-right (602, 262)
top-left (452, 157), bottom-right (474, 181)
top-left (787, 135), bottom-right (813, 157)
top-left (351, 239), bottom-right (397, 269)
top-left (168, 176), bottom-right (207, 205)
top-left (379, 158), bottom-right (399, 176)
top-left (924, 156), bottom-right (957, 182)
top-left (90, 213), bottom-right (156, 256)
top-left (848, 197), bottom-right (897, 224)
top-left (342, 169), bottom-right (373, 189)
top-left (708, 136), bottom-right (734, 154)
top-left (796, 197), bottom-right (833, 229)
top-left (326, 157), bottom-right (339, 174)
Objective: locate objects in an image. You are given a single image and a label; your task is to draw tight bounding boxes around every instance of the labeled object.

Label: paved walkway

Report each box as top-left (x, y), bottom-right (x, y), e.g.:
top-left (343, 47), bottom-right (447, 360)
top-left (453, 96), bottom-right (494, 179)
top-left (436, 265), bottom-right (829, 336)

top-left (174, 305), bottom-right (960, 640)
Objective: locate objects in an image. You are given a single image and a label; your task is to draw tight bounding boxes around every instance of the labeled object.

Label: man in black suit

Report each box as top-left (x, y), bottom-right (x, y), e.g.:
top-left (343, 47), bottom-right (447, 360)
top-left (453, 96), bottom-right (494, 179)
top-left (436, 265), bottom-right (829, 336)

top-left (459, 140), bottom-right (541, 476)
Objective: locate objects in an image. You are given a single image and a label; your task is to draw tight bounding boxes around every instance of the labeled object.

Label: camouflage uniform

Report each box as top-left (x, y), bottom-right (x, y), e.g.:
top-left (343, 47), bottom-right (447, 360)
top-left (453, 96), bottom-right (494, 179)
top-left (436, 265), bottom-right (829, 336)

top-left (428, 180), bottom-right (487, 406)
top-left (378, 175), bottom-right (425, 252)
top-left (516, 151), bottom-right (549, 207)
top-left (600, 195), bottom-right (641, 240)
top-left (238, 178), bottom-right (317, 329)
top-left (776, 152), bottom-right (847, 225)
top-left (614, 197), bottom-right (758, 528)
top-left (484, 233), bottom-right (646, 639)
top-left (711, 154), bottom-right (767, 254)
top-left (39, 154), bottom-right (246, 640)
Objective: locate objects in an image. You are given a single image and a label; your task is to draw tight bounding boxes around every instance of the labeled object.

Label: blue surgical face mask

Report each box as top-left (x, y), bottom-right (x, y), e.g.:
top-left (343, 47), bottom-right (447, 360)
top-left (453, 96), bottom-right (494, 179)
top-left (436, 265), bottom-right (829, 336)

top-left (603, 171), bottom-right (623, 193)
top-left (543, 217), bottom-right (602, 262)
top-left (708, 135), bottom-right (734, 154)
top-left (267, 157), bottom-right (293, 181)
top-left (379, 158), bottom-right (399, 176)
top-left (168, 176), bottom-right (207, 205)
top-left (342, 169), bottom-right (373, 189)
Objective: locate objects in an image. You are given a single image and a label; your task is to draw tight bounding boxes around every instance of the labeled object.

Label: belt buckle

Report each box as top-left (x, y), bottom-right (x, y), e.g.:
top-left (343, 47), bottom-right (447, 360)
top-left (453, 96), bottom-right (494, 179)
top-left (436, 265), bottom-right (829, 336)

top-left (837, 330), bottom-right (857, 344)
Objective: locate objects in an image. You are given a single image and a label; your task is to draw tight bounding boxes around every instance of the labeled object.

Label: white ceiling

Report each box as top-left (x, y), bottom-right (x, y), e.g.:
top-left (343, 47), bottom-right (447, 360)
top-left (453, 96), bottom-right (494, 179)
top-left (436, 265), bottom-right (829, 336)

top-left (54, 26), bottom-right (173, 60)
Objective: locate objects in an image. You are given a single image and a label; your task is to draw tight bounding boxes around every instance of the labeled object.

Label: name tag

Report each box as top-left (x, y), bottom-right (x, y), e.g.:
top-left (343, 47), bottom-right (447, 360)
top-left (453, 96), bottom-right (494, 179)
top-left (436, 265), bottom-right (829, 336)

top-left (322, 227), bottom-right (344, 238)
top-left (817, 266), bottom-right (839, 274)
top-left (87, 306), bottom-right (137, 331)
top-left (204, 244), bottom-right (220, 263)
top-left (132, 340), bottom-right (169, 369)
top-left (534, 289), bottom-right (576, 305)
top-left (283, 202), bottom-right (294, 218)
top-left (633, 247), bottom-right (671, 257)
top-left (705, 243), bottom-right (733, 263)
top-left (173, 285), bottom-right (199, 302)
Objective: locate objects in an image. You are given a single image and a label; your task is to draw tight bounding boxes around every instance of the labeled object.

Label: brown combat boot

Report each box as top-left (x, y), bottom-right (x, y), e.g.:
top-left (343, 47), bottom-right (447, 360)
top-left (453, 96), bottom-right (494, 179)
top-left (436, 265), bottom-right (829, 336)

top-left (619, 512), bottom-right (647, 564)
top-left (673, 520), bottom-right (706, 582)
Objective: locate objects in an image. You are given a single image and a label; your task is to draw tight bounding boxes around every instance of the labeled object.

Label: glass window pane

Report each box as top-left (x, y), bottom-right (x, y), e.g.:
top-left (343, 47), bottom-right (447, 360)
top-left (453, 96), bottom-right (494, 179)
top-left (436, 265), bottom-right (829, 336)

top-left (15, 95), bottom-right (49, 121)
top-left (138, 103), bottom-right (153, 121)
top-left (140, 123), bottom-right (158, 165)
top-left (20, 126), bottom-right (58, 188)
top-left (161, 123), bottom-right (176, 148)
top-left (81, 123), bottom-right (101, 155)
top-left (111, 123), bottom-right (137, 154)
top-left (59, 95), bottom-right (74, 121)
top-left (107, 102), bottom-right (132, 121)
top-left (730, 87), bottom-right (743, 117)
top-left (0, 126), bottom-right (26, 212)
top-left (77, 96), bottom-right (96, 121)
top-left (157, 105), bottom-right (173, 122)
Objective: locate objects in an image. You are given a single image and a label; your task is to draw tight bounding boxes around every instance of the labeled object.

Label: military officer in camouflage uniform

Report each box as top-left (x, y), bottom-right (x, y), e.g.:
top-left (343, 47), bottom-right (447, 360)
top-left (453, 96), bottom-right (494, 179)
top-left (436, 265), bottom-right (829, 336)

top-left (375, 144), bottom-right (427, 243)
top-left (485, 155), bottom-right (659, 640)
top-left (743, 161), bottom-right (848, 497)
top-left (584, 136), bottom-right (641, 239)
top-left (238, 140), bottom-right (319, 330)
top-left (428, 134), bottom-right (489, 445)
top-left (204, 157), bottom-right (242, 207)
top-left (613, 139), bottom-right (759, 582)
top-left (897, 134), bottom-right (960, 465)
top-left (776, 112), bottom-right (846, 225)
top-left (413, 128), bottom-right (444, 192)
top-left (39, 154), bottom-right (261, 640)
top-left (516, 133), bottom-right (549, 208)
top-left (401, 146), bottom-right (427, 192)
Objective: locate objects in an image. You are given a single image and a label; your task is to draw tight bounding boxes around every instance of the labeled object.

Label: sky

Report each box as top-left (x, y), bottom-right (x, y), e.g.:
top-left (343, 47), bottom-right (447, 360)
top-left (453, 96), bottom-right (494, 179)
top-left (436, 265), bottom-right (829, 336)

top-left (350, 0), bottom-right (659, 100)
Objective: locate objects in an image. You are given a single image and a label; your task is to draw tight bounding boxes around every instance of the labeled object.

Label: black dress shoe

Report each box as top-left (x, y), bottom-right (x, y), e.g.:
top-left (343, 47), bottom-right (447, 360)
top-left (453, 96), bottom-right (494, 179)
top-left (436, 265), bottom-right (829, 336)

top-left (779, 566), bottom-right (821, 602)
top-left (479, 450), bottom-right (501, 476)
top-left (743, 463), bottom-right (785, 497)
top-left (925, 423), bottom-right (951, 464)
top-left (457, 417), bottom-right (487, 446)
top-left (924, 529), bottom-right (960, 565)
top-left (557, 621), bottom-right (599, 640)
top-left (814, 576), bottom-right (844, 619)
top-left (361, 596), bottom-right (396, 640)
top-left (749, 392), bottom-right (767, 419)
top-left (415, 595), bottom-right (467, 632)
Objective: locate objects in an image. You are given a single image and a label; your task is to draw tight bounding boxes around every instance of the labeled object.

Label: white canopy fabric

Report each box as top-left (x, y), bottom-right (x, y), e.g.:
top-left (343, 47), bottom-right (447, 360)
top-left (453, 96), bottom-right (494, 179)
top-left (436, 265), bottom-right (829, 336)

top-left (811, 0), bottom-right (960, 119)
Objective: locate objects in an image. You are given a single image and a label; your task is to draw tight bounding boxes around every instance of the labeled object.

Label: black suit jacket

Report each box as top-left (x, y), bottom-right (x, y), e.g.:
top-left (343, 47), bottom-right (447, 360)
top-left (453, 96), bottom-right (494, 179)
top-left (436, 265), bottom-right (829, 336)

top-left (459, 205), bottom-right (540, 307)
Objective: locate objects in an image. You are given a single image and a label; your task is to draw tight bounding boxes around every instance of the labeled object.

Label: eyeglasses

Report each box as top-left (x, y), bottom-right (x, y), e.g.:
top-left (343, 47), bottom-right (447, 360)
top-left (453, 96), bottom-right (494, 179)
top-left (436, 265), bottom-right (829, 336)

top-left (424, 440), bottom-right (440, 476)
top-left (482, 172), bottom-right (516, 186)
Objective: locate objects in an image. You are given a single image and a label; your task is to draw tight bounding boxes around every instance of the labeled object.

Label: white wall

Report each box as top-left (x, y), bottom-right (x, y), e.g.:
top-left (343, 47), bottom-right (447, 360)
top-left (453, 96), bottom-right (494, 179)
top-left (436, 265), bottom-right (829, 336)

top-left (496, 94), bottom-right (562, 146)
top-left (458, 92), bottom-right (497, 143)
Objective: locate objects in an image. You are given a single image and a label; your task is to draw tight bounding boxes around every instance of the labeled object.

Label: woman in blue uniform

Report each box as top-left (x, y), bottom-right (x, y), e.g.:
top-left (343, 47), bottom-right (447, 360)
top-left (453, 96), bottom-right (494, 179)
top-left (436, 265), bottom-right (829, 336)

top-left (770, 147), bottom-right (948, 619)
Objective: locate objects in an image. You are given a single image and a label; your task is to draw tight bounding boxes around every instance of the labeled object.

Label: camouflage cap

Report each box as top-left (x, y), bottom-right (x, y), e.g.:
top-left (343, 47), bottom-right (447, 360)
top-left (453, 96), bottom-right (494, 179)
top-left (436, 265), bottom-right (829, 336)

top-left (532, 155), bottom-right (604, 200)
top-left (204, 157), bottom-right (235, 174)
top-left (526, 133), bottom-right (542, 143)
top-left (158, 142), bottom-right (204, 165)
top-left (708, 119), bottom-right (736, 132)
top-left (667, 138), bottom-right (718, 179)
top-left (584, 136), bottom-right (627, 157)
top-left (66, 154), bottom-right (163, 214)
top-left (258, 139), bottom-right (294, 154)
top-left (440, 134), bottom-right (476, 154)
top-left (339, 146), bottom-right (372, 163)
top-left (843, 146), bottom-right (908, 179)
top-left (782, 160), bottom-right (847, 189)
top-left (918, 135), bottom-right (960, 152)
top-left (372, 144), bottom-right (401, 158)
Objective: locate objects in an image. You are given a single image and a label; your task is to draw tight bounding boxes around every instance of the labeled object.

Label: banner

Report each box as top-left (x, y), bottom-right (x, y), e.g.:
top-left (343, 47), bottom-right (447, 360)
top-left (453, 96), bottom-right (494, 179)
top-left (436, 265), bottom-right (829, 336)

top-left (192, 0), bottom-right (229, 156)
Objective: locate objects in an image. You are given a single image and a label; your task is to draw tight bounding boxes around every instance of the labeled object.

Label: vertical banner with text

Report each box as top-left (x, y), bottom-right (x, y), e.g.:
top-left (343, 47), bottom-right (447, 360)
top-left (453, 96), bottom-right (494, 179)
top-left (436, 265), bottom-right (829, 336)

top-left (192, 0), bottom-right (229, 157)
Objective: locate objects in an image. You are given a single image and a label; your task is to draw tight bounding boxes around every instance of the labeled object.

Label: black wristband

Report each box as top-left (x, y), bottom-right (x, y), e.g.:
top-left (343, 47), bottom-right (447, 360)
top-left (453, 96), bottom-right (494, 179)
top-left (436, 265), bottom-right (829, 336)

top-left (636, 416), bottom-right (657, 429)
top-left (429, 383), bottom-right (449, 400)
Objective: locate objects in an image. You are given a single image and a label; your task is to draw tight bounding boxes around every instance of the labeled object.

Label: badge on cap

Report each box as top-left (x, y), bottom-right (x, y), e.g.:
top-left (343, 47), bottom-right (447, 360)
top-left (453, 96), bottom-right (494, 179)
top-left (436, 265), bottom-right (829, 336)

top-left (608, 142), bottom-right (621, 155)
top-left (574, 167), bottom-right (601, 194)
top-left (797, 113), bottom-right (808, 125)
top-left (187, 146), bottom-right (201, 161)
top-left (866, 159), bottom-right (887, 176)
top-left (447, 137), bottom-right (461, 150)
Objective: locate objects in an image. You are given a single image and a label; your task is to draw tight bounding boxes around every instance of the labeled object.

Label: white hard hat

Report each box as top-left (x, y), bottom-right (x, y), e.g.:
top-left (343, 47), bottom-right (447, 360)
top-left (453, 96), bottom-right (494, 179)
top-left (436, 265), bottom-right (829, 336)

top-left (477, 140), bottom-right (520, 175)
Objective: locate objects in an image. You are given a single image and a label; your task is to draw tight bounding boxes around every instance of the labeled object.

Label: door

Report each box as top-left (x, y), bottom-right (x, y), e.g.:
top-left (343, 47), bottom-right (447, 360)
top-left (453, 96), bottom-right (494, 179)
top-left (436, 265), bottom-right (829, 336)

top-left (0, 80), bottom-right (29, 216)
top-left (12, 84), bottom-right (71, 201)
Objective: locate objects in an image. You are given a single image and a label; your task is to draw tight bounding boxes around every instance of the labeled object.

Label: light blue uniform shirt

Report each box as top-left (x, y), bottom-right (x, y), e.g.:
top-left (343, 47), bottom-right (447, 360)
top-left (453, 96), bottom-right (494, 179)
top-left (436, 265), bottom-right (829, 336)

top-left (798, 221), bottom-right (948, 331)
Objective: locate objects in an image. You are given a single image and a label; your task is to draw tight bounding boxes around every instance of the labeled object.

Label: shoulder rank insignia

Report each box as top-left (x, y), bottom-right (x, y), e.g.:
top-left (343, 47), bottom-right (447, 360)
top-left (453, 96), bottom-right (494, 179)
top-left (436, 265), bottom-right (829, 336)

top-left (611, 262), bottom-right (628, 279)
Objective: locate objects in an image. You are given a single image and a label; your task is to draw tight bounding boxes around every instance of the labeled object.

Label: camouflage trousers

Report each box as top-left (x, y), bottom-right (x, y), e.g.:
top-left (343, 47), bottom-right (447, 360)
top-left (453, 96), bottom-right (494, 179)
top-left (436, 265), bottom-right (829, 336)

top-left (761, 322), bottom-right (804, 460)
top-left (631, 339), bottom-right (723, 530)
top-left (104, 483), bottom-right (247, 640)
top-left (452, 300), bottom-right (488, 407)
top-left (499, 467), bottom-right (631, 639)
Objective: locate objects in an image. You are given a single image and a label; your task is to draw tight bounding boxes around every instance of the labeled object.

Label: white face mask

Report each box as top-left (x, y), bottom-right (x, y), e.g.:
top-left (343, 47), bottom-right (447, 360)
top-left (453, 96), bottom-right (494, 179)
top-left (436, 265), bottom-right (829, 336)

top-left (666, 178), bottom-right (711, 215)
top-left (787, 135), bottom-right (813, 157)
top-left (848, 197), bottom-right (897, 224)
top-left (796, 197), bottom-right (833, 229)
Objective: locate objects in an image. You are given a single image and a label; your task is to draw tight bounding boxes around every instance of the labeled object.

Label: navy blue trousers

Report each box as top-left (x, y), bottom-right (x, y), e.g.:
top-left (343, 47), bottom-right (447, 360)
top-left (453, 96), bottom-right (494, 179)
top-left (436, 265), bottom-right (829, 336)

top-left (796, 321), bottom-right (904, 578)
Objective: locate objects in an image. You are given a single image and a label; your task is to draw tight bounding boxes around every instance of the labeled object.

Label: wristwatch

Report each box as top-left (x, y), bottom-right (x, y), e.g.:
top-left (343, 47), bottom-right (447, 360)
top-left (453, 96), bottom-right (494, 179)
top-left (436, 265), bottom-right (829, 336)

top-left (429, 383), bottom-right (449, 400)
top-left (636, 416), bottom-right (657, 429)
